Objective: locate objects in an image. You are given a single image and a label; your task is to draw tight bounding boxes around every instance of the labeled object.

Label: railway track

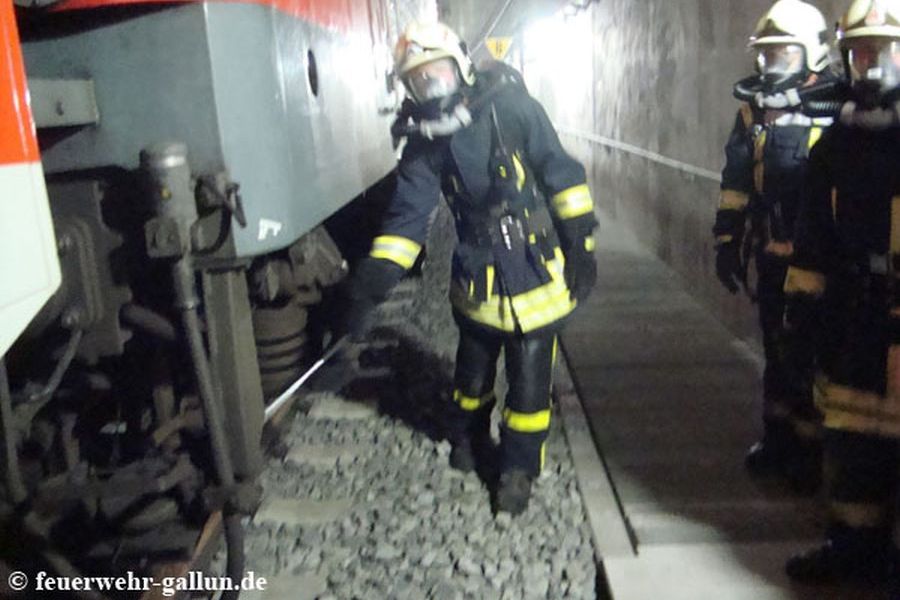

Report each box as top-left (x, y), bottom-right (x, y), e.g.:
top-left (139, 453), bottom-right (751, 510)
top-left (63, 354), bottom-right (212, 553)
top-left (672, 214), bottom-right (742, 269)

top-left (140, 272), bottom-right (599, 600)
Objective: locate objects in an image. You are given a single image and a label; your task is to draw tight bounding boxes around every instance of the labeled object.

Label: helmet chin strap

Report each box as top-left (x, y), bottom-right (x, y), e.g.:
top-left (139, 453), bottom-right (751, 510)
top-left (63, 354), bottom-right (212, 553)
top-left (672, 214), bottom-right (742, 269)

top-left (839, 100), bottom-right (900, 130)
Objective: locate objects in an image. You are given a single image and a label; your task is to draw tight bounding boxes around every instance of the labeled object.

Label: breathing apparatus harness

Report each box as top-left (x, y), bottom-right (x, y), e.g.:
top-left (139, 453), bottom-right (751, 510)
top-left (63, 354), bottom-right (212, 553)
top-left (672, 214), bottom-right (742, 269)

top-left (390, 62), bottom-right (527, 142)
top-left (733, 73), bottom-right (847, 116)
top-left (729, 73), bottom-right (842, 301)
top-left (733, 75), bottom-right (900, 128)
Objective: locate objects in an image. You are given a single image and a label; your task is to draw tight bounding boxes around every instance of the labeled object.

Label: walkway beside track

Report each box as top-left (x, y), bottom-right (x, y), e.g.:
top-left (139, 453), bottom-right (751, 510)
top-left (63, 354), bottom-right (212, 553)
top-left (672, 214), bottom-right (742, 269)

top-left (561, 213), bottom-right (884, 600)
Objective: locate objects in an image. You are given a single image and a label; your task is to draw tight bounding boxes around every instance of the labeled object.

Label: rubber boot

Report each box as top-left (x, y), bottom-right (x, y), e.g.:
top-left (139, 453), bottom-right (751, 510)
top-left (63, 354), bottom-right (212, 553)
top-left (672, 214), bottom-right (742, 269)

top-left (449, 405), bottom-right (494, 473)
top-left (494, 468), bottom-right (533, 516)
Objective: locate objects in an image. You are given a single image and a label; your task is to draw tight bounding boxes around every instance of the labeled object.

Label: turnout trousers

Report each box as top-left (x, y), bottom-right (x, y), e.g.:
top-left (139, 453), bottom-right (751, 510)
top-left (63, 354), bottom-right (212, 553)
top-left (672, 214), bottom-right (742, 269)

top-left (447, 321), bottom-right (556, 477)
top-left (756, 251), bottom-right (820, 444)
top-left (824, 429), bottom-right (897, 552)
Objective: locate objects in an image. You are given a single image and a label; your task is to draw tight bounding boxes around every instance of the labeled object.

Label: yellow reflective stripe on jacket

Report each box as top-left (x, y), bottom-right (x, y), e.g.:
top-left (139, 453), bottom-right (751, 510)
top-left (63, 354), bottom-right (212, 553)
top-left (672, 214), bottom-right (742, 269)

top-left (891, 196), bottom-right (900, 257)
top-left (718, 190), bottom-right (749, 211)
top-left (512, 152), bottom-right (526, 192)
top-left (715, 234), bottom-right (734, 245)
top-left (454, 389), bottom-right (494, 412)
top-left (584, 236), bottom-right (595, 252)
top-left (753, 131), bottom-right (767, 162)
top-left (819, 383), bottom-right (900, 438)
top-left (503, 408), bottom-right (551, 433)
top-left (739, 103), bottom-right (754, 129)
top-left (551, 184), bottom-right (593, 219)
top-left (450, 254), bottom-right (576, 333)
top-left (753, 131), bottom-right (766, 194)
top-left (486, 265), bottom-right (495, 302)
top-left (808, 127), bottom-right (823, 149)
top-left (451, 279), bottom-right (576, 333)
top-left (829, 501), bottom-right (886, 528)
top-left (370, 235), bottom-right (422, 269)
top-left (783, 266), bottom-right (826, 297)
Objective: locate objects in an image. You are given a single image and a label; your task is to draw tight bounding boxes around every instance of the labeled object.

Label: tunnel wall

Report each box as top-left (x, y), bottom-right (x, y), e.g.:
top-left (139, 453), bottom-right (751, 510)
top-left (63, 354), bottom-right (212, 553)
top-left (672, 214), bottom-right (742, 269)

top-left (563, 0), bottom-right (847, 344)
top-left (438, 0), bottom-right (848, 344)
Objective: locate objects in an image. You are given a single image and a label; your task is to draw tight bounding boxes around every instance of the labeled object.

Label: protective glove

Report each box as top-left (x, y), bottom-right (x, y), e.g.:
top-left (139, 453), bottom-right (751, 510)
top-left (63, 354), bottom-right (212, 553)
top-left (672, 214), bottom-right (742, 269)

top-left (563, 237), bottom-right (597, 303)
top-left (556, 213), bottom-right (598, 303)
top-left (715, 241), bottom-right (742, 294)
top-left (335, 257), bottom-right (405, 342)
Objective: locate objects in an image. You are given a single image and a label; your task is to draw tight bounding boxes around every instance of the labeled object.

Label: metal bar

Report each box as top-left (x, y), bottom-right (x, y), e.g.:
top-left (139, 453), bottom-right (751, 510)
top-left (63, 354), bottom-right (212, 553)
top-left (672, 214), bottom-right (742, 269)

top-left (559, 128), bottom-right (723, 183)
top-left (0, 360), bottom-right (26, 505)
top-left (264, 337), bottom-right (350, 423)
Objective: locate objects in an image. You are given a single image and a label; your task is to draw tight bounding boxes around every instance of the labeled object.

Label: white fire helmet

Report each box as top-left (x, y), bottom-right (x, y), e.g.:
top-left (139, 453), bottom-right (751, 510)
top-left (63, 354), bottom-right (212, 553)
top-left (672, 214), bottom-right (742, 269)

top-left (749, 0), bottom-right (831, 86)
top-left (837, 0), bottom-right (900, 101)
top-left (394, 21), bottom-right (475, 104)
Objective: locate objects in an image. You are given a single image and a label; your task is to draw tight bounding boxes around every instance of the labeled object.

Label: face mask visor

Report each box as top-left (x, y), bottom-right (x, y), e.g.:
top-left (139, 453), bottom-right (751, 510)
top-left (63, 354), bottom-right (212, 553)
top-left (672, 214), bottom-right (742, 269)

top-left (755, 43), bottom-right (807, 91)
top-left (403, 57), bottom-right (461, 104)
top-left (845, 38), bottom-right (900, 98)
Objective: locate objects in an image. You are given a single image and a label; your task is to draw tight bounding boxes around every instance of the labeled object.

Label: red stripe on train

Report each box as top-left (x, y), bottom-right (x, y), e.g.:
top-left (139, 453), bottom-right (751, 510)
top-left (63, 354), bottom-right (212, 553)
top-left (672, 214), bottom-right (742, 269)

top-left (48, 0), bottom-right (370, 32)
top-left (1, 0), bottom-right (40, 166)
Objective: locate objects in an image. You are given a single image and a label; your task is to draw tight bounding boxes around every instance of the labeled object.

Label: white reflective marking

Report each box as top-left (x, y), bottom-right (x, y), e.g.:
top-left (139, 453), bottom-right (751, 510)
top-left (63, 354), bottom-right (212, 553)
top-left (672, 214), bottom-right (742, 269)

top-left (258, 218), bottom-right (284, 241)
top-left (868, 66), bottom-right (885, 80)
top-left (100, 421), bottom-right (128, 434)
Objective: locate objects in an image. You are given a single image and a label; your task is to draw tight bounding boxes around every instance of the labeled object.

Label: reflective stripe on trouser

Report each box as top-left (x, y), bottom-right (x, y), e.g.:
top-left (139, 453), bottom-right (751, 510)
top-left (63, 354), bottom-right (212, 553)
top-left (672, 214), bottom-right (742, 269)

top-left (757, 253), bottom-right (821, 441)
top-left (500, 332), bottom-right (556, 477)
top-left (823, 429), bottom-right (897, 537)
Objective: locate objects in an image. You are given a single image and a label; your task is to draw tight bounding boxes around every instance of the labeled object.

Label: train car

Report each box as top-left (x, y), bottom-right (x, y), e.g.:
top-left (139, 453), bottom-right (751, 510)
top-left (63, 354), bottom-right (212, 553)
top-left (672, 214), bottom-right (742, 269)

top-left (1, 0), bottom-right (433, 591)
top-left (0, 0), bottom-right (60, 360)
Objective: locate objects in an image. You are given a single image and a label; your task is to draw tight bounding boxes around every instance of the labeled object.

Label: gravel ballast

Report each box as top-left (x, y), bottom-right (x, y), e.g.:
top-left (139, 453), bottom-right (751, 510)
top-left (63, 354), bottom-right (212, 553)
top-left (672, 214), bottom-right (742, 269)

top-left (238, 205), bottom-right (599, 600)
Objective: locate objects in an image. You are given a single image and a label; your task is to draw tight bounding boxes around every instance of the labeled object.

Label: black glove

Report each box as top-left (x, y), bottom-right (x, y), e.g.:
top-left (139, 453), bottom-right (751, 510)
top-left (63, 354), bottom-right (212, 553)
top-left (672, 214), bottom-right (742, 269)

top-left (335, 257), bottom-right (405, 342)
top-left (556, 214), bottom-right (598, 303)
top-left (563, 239), bottom-right (597, 303)
top-left (715, 242), bottom-right (742, 294)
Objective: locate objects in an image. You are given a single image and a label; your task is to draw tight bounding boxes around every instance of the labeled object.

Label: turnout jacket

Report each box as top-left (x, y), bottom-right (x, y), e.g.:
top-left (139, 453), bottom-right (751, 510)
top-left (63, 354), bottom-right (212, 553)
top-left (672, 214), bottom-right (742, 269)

top-left (370, 77), bottom-right (595, 335)
top-left (714, 102), bottom-right (832, 257)
top-left (784, 122), bottom-right (900, 436)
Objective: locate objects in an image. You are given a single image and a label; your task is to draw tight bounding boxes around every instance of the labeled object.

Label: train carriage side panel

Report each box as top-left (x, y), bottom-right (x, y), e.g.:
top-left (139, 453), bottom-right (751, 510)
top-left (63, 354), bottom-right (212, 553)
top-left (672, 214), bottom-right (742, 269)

top-left (22, 0), bottom-right (399, 260)
top-left (0, 0), bottom-right (61, 356)
top-left (22, 6), bottom-right (227, 180)
top-left (202, 0), bottom-right (397, 255)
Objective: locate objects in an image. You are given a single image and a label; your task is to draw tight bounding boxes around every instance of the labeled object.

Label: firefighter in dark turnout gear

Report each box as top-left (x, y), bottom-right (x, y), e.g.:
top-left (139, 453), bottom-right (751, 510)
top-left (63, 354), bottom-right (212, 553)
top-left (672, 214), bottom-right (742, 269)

top-left (783, 0), bottom-right (900, 584)
top-left (713, 0), bottom-right (834, 491)
top-left (343, 22), bottom-right (597, 516)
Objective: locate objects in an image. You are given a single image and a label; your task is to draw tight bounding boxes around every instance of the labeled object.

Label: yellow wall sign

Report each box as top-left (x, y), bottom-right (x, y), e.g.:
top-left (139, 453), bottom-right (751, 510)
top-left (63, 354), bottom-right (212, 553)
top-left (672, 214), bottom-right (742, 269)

top-left (486, 37), bottom-right (513, 60)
